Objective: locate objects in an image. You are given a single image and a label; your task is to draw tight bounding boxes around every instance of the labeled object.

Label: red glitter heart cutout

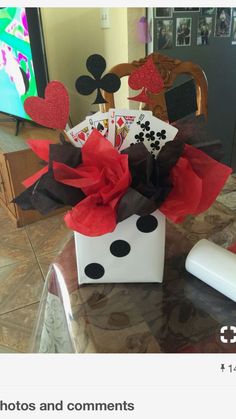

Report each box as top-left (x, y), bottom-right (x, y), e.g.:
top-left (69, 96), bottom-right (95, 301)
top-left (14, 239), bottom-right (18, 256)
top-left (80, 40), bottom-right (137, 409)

top-left (24, 81), bottom-right (70, 130)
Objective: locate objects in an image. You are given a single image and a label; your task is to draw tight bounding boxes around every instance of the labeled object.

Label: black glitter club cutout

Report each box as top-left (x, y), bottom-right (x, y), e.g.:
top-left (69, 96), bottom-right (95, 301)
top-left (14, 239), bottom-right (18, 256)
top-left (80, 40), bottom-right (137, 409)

top-left (75, 54), bottom-right (121, 104)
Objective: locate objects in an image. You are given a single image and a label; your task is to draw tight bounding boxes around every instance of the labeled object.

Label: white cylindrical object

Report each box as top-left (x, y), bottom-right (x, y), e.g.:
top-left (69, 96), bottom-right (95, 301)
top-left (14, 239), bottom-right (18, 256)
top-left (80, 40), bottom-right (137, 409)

top-left (185, 239), bottom-right (236, 302)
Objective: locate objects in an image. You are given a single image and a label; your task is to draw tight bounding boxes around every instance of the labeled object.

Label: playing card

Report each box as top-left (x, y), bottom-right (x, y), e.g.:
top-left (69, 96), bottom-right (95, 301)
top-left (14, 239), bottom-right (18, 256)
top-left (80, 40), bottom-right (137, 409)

top-left (120, 113), bottom-right (178, 157)
top-left (108, 109), bottom-right (152, 149)
top-left (86, 111), bottom-right (109, 138)
top-left (66, 120), bottom-right (90, 147)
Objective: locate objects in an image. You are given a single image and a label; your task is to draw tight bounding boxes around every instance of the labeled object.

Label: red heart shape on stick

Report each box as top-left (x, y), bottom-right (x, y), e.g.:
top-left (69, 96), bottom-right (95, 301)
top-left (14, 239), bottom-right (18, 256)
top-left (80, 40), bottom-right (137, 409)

top-left (24, 81), bottom-right (70, 130)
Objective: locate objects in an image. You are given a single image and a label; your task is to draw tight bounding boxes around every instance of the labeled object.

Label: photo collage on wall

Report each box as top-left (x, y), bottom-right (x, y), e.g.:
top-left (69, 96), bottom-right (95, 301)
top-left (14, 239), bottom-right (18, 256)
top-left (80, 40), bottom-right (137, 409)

top-left (155, 8), bottom-right (236, 49)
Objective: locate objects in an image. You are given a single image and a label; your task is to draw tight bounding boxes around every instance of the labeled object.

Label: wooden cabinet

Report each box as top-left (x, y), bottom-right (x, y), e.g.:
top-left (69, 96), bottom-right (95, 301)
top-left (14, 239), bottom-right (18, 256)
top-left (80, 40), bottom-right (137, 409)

top-left (0, 120), bottom-right (63, 227)
top-left (0, 152), bottom-right (17, 218)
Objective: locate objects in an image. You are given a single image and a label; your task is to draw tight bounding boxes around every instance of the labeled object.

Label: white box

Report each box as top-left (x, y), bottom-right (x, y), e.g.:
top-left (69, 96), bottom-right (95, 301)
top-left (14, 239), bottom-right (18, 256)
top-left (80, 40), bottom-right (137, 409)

top-left (74, 210), bottom-right (165, 284)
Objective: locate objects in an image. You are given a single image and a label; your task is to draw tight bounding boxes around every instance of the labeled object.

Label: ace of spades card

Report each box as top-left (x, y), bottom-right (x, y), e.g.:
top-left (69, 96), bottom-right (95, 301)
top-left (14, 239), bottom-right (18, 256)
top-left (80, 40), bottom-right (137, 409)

top-left (108, 109), bottom-right (152, 149)
top-left (86, 111), bottom-right (109, 139)
top-left (120, 113), bottom-right (178, 157)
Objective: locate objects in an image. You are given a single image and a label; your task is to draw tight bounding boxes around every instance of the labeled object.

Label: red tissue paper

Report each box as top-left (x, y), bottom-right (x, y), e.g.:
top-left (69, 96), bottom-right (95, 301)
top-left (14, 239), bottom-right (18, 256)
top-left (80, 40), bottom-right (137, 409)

top-left (22, 139), bottom-right (52, 188)
top-left (15, 126), bottom-right (232, 237)
top-left (160, 144), bottom-right (232, 223)
top-left (228, 243), bottom-right (236, 254)
top-left (26, 139), bottom-right (52, 162)
top-left (24, 81), bottom-right (70, 130)
top-left (23, 166), bottom-right (49, 189)
top-left (53, 130), bottom-right (131, 236)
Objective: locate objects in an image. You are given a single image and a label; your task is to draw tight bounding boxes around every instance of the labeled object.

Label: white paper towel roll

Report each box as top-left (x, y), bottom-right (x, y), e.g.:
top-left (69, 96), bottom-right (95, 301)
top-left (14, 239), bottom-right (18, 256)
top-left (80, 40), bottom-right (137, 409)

top-left (185, 239), bottom-right (236, 302)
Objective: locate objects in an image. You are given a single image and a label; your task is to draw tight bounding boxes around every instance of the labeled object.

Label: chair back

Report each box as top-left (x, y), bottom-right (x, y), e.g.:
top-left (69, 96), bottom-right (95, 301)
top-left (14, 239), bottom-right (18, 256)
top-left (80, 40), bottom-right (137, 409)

top-left (101, 52), bottom-right (208, 122)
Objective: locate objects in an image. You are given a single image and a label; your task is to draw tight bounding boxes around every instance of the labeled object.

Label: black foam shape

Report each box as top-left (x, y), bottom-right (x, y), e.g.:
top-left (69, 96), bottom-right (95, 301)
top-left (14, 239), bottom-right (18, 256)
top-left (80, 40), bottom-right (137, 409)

top-left (75, 54), bottom-right (121, 104)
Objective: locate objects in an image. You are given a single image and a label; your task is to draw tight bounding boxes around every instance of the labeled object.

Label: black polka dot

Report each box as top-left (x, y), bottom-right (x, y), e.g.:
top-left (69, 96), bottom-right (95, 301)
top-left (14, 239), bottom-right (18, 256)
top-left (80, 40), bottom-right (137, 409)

top-left (84, 263), bottom-right (105, 280)
top-left (110, 240), bottom-right (131, 257)
top-left (136, 215), bottom-right (158, 233)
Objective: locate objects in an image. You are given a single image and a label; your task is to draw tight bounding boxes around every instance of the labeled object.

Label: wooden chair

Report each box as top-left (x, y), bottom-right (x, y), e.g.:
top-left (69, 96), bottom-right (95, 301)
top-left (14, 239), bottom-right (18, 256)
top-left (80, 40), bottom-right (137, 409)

top-left (101, 52), bottom-right (208, 122)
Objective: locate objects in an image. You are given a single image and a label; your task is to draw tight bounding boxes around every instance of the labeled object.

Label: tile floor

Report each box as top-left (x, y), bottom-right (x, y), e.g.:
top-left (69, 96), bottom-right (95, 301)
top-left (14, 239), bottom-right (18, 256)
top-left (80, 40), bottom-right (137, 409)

top-left (0, 209), bottom-right (72, 353)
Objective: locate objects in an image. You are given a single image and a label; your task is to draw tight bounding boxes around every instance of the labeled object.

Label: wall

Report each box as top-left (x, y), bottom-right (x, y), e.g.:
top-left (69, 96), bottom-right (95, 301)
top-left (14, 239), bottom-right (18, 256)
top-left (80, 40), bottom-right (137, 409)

top-left (149, 7), bottom-right (236, 166)
top-left (41, 7), bottom-right (145, 125)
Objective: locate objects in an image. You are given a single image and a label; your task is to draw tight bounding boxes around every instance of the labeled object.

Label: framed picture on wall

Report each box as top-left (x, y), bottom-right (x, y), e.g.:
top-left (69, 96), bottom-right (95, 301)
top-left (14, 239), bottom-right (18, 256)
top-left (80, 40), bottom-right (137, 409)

top-left (197, 17), bottom-right (213, 46)
top-left (174, 8), bottom-right (199, 13)
top-left (215, 8), bottom-right (232, 37)
top-left (155, 8), bottom-right (172, 18)
top-left (232, 17), bottom-right (236, 44)
top-left (156, 19), bottom-right (173, 49)
top-left (176, 17), bottom-right (192, 46)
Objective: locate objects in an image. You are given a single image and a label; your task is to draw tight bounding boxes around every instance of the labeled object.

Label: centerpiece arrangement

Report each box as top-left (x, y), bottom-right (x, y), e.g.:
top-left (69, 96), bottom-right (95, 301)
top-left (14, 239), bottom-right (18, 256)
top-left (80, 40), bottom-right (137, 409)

top-left (14, 54), bottom-right (232, 284)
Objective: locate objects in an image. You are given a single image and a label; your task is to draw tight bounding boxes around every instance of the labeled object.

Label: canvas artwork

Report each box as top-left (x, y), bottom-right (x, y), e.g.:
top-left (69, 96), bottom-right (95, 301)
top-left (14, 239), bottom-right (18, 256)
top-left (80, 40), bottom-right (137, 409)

top-left (197, 17), bottom-right (213, 46)
top-left (176, 18), bottom-right (192, 46)
top-left (157, 19), bottom-right (173, 50)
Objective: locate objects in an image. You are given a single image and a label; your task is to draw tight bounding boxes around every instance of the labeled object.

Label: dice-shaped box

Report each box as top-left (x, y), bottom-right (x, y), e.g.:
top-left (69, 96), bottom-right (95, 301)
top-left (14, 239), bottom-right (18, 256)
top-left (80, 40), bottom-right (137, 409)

top-left (74, 210), bottom-right (165, 284)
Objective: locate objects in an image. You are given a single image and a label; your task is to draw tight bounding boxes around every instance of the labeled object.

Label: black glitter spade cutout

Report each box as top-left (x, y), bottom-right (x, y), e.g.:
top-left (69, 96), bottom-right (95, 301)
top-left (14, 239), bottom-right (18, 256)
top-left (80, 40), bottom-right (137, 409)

top-left (75, 54), bottom-right (121, 104)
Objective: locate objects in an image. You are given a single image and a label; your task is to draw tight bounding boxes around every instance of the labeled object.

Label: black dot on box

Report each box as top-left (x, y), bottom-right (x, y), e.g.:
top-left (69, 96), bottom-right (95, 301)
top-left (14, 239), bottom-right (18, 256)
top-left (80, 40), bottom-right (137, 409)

top-left (110, 240), bottom-right (131, 257)
top-left (136, 215), bottom-right (158, 233)
top-left (84, 263), bottom-right (105, 280)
